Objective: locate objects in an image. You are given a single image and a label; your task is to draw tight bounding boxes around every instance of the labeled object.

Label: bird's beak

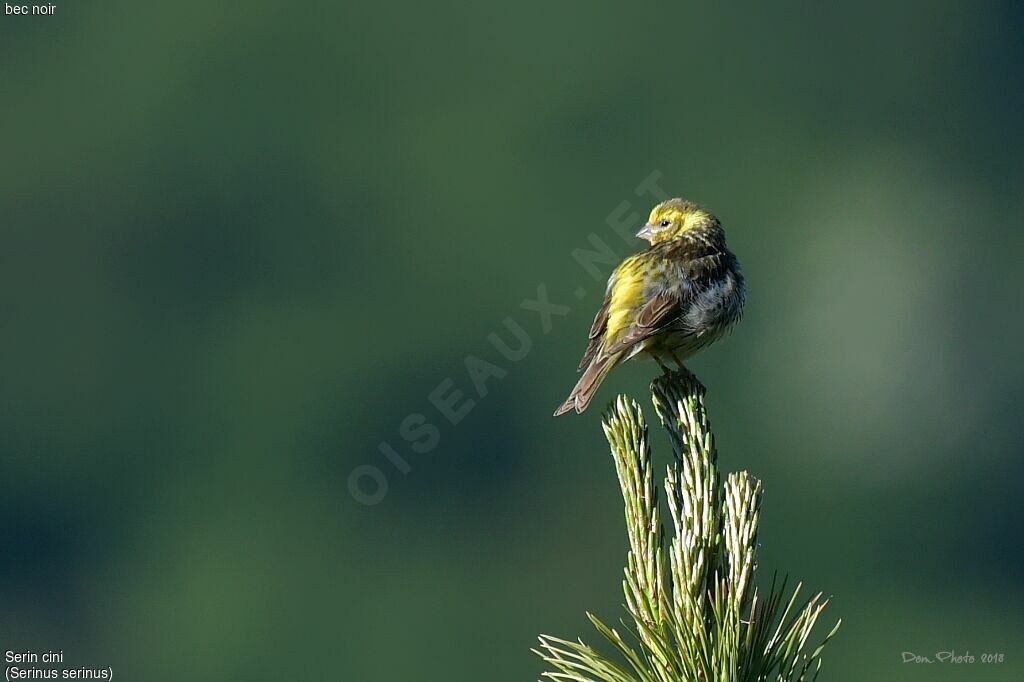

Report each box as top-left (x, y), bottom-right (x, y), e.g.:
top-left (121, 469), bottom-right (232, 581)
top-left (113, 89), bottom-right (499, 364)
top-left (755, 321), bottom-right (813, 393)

top-left (636, 223), bottom-right (656, 241)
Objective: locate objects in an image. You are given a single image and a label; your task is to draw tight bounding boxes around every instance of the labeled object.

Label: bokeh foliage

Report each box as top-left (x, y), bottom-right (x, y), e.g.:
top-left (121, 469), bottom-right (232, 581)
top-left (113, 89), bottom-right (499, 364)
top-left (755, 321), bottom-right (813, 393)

top-left (1, 2), bottom-right (1022, 681)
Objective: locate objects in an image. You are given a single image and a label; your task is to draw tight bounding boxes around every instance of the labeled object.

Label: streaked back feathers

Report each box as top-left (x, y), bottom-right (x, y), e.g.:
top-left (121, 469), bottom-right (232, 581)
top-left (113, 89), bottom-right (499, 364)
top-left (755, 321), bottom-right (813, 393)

top-left (554, 197), bottom-right (743, 416)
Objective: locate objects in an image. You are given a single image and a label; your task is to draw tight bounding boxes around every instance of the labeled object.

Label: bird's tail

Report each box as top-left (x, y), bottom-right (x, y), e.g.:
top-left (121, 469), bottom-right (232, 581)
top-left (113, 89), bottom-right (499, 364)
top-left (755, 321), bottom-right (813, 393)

top-left (553, 352), bottom-right (621, 416)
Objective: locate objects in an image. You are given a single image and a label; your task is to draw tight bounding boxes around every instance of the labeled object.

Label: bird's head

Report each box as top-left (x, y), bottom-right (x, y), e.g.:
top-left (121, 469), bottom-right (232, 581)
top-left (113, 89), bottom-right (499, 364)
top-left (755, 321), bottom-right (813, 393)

top-left (636, 198), bottom-right (717, 244)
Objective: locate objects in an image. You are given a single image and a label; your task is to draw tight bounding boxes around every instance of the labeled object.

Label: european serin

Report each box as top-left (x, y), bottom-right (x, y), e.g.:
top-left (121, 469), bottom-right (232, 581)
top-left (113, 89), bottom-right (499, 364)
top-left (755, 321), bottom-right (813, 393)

top-left (554, 198), bottom-right (745, 416)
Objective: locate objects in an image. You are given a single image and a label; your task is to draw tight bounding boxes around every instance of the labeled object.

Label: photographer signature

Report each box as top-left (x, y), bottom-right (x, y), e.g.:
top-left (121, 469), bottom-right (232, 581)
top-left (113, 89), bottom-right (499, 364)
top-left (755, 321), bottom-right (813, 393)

top-left (902, 651), bottom-right (1004, 664)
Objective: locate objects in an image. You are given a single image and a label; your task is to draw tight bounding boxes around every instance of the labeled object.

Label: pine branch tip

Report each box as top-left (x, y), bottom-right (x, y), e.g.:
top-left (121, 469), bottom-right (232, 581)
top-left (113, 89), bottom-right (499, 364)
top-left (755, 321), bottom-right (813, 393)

top-left (536, 369), bottom-right (839, 681)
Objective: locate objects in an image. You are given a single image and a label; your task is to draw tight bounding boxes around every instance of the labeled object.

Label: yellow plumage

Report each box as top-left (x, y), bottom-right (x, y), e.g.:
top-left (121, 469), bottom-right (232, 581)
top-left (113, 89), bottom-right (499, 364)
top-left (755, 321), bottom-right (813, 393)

top-left (554, 198), bottom-right (745, 416)
top-left (605, 256), bottom-right (647, 343)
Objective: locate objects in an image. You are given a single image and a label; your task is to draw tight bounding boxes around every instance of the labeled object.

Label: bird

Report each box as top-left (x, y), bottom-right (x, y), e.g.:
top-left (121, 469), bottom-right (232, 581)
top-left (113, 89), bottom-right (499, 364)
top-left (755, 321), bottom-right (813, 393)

top-left (554, 198), bottom-right (745, 416)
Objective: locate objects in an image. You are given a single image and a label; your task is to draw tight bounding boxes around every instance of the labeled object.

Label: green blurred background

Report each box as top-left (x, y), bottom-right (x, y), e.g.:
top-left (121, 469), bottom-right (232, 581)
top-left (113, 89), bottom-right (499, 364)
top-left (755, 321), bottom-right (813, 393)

top-left (2, 1), bottom-right (1022, 680)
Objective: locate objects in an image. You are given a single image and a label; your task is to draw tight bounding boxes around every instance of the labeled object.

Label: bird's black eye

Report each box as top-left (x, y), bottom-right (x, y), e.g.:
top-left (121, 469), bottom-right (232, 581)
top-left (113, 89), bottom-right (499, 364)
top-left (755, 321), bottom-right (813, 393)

top-left (659, 220), bottom-right (671, 227)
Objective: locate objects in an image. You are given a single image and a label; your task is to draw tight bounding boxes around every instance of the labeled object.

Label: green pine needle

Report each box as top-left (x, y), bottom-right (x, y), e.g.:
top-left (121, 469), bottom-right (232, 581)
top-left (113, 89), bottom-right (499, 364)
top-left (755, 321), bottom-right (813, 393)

top-left (537, 371), bottom-right (840, 682)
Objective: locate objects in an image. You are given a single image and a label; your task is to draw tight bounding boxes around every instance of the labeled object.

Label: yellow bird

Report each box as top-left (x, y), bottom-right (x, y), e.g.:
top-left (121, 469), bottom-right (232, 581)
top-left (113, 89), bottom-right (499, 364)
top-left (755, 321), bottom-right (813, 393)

top-left (554, 198), bottom-right (745, 416)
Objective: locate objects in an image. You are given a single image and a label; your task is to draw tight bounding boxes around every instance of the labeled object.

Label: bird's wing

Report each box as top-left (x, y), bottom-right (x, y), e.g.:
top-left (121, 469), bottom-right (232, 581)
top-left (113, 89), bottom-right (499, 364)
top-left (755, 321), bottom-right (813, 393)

top-left (576, 250), bottom-right (697, 370)
top-left (602, 289), bottom-right (685, 357)
top-left (577, 296), bottom-right (610, 371)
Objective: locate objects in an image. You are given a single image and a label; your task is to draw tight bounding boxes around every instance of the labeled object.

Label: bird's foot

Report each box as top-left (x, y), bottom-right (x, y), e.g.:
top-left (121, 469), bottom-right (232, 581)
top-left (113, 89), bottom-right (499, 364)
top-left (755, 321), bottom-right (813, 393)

top-left (651, 363), bottom-right (706, 399)
top-left (654, 356), bottom-right (673, 375)
top-left (663, 353), bottom-right (704, 386)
